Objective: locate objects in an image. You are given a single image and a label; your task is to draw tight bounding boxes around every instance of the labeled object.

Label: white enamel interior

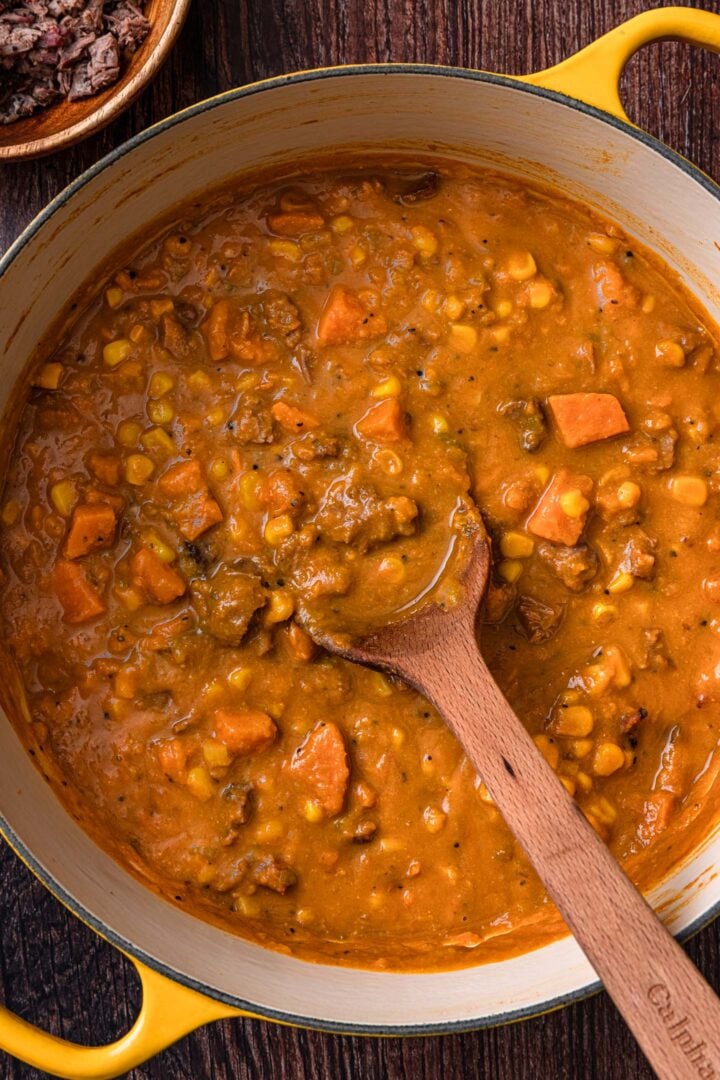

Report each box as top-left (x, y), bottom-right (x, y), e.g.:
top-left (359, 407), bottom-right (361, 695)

top-left (2, 69), bottom-right (720, 1032)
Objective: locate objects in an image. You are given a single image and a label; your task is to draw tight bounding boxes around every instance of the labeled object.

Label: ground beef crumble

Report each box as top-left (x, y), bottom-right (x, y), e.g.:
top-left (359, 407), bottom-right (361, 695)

top-left (0, 0), bottom-right (149, 124)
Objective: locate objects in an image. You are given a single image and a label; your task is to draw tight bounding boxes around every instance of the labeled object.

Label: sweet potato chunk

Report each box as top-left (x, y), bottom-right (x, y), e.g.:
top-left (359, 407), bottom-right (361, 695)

top-left (317, 285), bottom-right (387, 346)
top-left (203, 298), bottom-right (232, 362)
top-left (271, 401), bottom-right (318, 433)
top-left (54, 560), bottom-right (106, 623)
top-left (88, 453), bottom-right (121, 486)
top-left (291, 721), bottom-right (349, 816)
top-left (64, 504), bottom-right (116, 559)
top-left (159, 460), bottom-right (223, 541)
top-left (355, 398), bottom-right (407, 443)
top-left (131, 547), bottom-right (186, 604)
top-left (549, 393), bottom-right (629, 449)
top-left (527, 469), bottom-right (593, 546)
top-left (213, 709), bottom-right (277, 757)
top-left (267, 211), bottom-right (324, 236)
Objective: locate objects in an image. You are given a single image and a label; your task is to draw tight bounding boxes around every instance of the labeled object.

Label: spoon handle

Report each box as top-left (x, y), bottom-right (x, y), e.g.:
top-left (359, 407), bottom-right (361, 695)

top-left (413, 633), bottom-right (720, 1080)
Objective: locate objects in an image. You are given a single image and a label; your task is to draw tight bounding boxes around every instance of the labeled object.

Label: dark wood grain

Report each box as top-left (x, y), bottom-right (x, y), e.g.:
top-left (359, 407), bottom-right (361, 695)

top-left (1, 1), bottom-right (720, 1077)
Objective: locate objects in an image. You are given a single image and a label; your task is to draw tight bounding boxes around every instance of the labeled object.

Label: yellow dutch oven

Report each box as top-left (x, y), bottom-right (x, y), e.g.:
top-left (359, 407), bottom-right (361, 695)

top-left (2, 8), bottom-right (720, 1078)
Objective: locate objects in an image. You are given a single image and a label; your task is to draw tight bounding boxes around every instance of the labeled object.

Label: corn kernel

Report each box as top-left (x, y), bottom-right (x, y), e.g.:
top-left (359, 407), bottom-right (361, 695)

top-left (576, 771), bottom-right (593, 794)
top-left (330, 214), bottom-right (354, 234)
top-left (560, 775), bottom-right (576, 797)
top-left (269, 238), bottom-right (301, 261)
top-left (431, 414), bottom-right (449, 435)
top-left (607, 570), bottom-right (635, 594)
top-left (655, 339), bottom-right (686, 368)
top-left (506, 251), bottom-right (537, 281)
top-left (616, 480), bottom-right (641, 507)
top-left (495, 300), bottom-right (513, 319)
top-left (114, 668), bottom-right (136, 700)
top-left (129, 324), bottom-right (147, 345)
top-left (239, 472), bottom-right (263, 510)
top-left (371, 375), bottom-right (402, 398)
top-left (570, 738), bottom-right (594, 759)
top-left (235, 895), bottom-right (260, 917)
top-left (50, 480), bottom-right (77, 517)
top-left (33, 362), bottom-right (63, 390)
top-left (203, 738), bottom-right (231, 769)
top-left (500, 531), bottom-right (534, 559)
top-left (371, 672), bottom-right (393, 697)
top-left (125, 454), bottom-right (154, 485)
top-left (210, 459), bottom-right (229, 480)
top-left (375, 449), bottom-right (403, 476)
top-left (264, 514), bottom-right (294, 547)
top-left (391, 727), bottom-right (406, 748)
top-left (552, 705), bottom-right (594, 737)
top-left (491, 325), bottom-right (511, 345)
top-left (587, 233), bottom-right (619, 255)
top-left (534, 464), bottom-right (550, 486)
top-left (147, 400), bottom-right (175, 425)
top-left (105, 286), bottom-right (124, 309)
top-left (149, 372), bottom-right (175, 398)
top-left (350, 245), bottom-right (367, 267)
top-left (642, 294), bottom-right (656, 314)
top-left (590, 796), bottom-right (617, 825)
top-left (188, 369), bottom-right (211, 392)
top-left (116, 586), bottom-right (142, 611)
top-left (266, 589), bottom-right (295, 624)
top-left (103, 339), bottom-right (132, 368)
top-left (593, 742), bottom-right (625, 777)
top-left (444, 294), bottom-right (465, 320)
top-left (592, 601), bottom-right (618, 625)
top-left (296, 907), bottom-right (314, 925)
top-left (150, 298), bottom-right (174, 318)
top-left (144, 532), bottom-right (175, 563)
top-left (303, 799), bottom-right (323, 823)
top-left (411, 225), bottom-right (438, 258)
top-left (186, 765), bottom-right (214, 802)
top-left (141, 427), bottom-right (175, 456)
top-left (526, 279), bottom-right (554, 309)
top-left (117, 420), bottom-right (142, 447)
top-left (377, 555), bottom-right (406, 585)
top-left (498, 559), bottom-right (523, 583)
top-left (669, 475), bottom-right (708, 507)
top-left (534, 733), bottom-right (560, 769)
top-left (605, 644), bottom-right (632, 688)
top-left (206, 406), bottom-right (226, 427)
top-left (256, 819), bottom-right (284, 842)
top-left (559, 489), bottom-right (590, 518)
top-left (1, 499), bottom-right (21, 527)
top-left (229, 667), bottom-right (253, 691)
top-left (422, 289), bottom-right (440, 313)
top-left (449, 324), bottom-right (478, 353)
top-left (423, 806), bottom-right (446, 833)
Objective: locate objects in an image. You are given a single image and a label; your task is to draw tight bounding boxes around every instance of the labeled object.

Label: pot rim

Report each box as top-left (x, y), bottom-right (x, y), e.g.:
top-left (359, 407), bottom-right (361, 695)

top-left (2, 62), bottom-right (720, 1036)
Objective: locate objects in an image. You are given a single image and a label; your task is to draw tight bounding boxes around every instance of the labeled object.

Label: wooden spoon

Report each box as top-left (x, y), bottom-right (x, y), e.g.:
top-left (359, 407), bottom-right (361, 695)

top-left (305, 532), bottom-right (720, 1080)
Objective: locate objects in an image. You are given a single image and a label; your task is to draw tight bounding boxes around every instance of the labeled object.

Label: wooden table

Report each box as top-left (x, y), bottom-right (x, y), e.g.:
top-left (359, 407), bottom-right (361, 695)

top-left (2, 1), bottom-right (720, 1076)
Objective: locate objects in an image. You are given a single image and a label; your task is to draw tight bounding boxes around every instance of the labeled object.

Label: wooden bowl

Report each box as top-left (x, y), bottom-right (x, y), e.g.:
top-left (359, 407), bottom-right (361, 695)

top-left (0, 0), bottom-right (192, 161)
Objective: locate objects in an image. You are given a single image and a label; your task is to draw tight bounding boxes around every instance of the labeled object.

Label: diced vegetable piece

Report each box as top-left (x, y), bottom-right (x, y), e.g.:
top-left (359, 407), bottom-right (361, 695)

top-left (271, 401), bottom-right (318, 432)
top-left (157, 737), bottom-right (187, 780)
top-left (527, 469), bottom-right (593, 546)
top-left (54, 560), bottom-right (106, 623)
top-left (213, 708), bottom-right (277, 757)
top-left (64, 503), bottom-right (116, 559)
top-left (267, 211), bottom-right (325, 236)
top-left (33, 363), bottom-right (64, 390)
top-left (131, 547), bottom-right (186, 604)
top-left (159, 459), bottom-right (203, 497)
top-left (548, 393), bottom-right (629, 448)
top-left (88, 454), bottom-right (121, 486)
top-left (290, 721), bottom-right (350, 817)
top-left (355, 398), bottom-right (407, 443)
top-left (203, 298), bottom-right (232, 362)
top-left (592, 260), bottom-right (636, 308)
top-left (317, 285), bottom-right (386, 346)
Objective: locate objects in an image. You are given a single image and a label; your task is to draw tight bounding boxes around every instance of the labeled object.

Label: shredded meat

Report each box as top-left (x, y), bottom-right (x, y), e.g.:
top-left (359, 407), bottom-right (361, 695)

top-left (315, 475), bottom-right (417, 551)
top-left (537, 541), bottom-right (599, 592)
top-left (516, 594), bottom-right (564, 644)
top-left (498, 398), bottom-right (547, 453)
top-left (191, 568), bottom-right (267, 646)
top-left (251, 855), bottom-right (297, 894)
top-left (619, 528), bottom-right (657, 580)
top-left (229, 395), bottom-right (274, 444)
top-left (0, 1), bottom-right (149, 124)
top-left (637, 628), bottom-right (673, 672)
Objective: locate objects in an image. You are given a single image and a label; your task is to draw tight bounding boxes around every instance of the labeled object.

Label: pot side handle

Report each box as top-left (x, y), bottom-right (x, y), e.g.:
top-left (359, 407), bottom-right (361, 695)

top-left (0, 954), bottom-right (244, 1079)
top-left (519, 6), bottom-right (720, 123)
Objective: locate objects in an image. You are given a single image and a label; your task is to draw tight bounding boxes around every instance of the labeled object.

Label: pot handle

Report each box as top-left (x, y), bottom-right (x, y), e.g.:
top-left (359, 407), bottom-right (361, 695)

top-left (519, 6), bottom-right (720, 123)
top-left (0, 952), bottom-right (244, 1079)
